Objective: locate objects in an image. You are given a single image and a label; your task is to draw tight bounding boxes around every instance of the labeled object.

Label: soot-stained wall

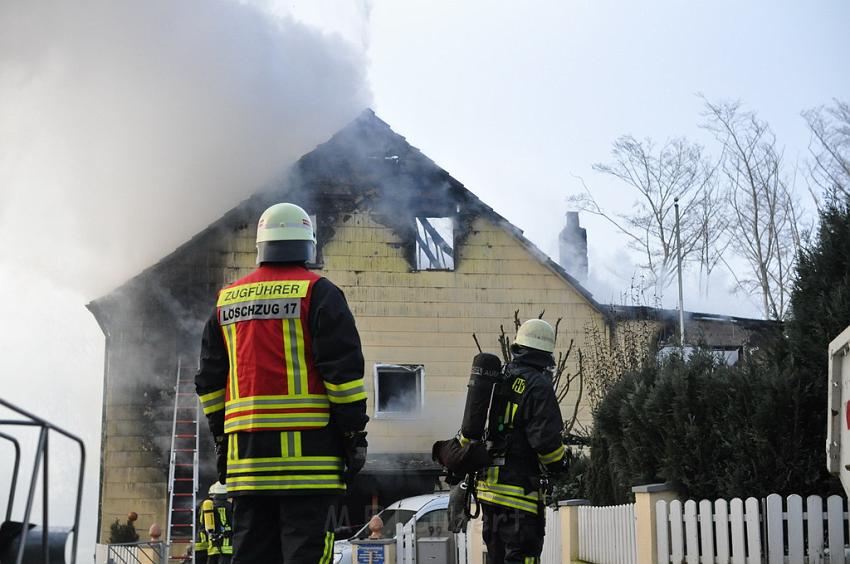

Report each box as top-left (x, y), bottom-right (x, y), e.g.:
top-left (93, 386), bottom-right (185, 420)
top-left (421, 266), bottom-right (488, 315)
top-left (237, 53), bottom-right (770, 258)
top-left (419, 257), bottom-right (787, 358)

top-left (88, 110), bottom-right (608, 541)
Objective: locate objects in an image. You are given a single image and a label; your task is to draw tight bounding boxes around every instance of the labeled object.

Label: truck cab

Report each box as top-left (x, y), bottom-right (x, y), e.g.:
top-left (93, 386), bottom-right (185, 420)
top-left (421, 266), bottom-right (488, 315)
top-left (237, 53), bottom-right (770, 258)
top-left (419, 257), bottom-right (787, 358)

top-left (826, 326), bottom-right (850, 494)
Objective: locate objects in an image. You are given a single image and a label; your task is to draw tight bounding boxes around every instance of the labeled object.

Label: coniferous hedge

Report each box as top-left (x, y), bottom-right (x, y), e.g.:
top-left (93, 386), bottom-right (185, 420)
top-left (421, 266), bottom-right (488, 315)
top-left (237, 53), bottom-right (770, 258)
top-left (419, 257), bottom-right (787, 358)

top-left (582, 196), bottom-right (850, 504)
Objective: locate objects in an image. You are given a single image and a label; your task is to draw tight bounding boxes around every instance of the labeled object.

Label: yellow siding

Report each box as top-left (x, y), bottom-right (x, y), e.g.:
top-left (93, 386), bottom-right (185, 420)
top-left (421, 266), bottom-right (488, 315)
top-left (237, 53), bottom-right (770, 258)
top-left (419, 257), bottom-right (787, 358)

top-left (100, 403), bottom-right (168, 540)
top-left (98, 209), bottom-right (605, 540)
top-left (320, 212), bottom-right (603, 454)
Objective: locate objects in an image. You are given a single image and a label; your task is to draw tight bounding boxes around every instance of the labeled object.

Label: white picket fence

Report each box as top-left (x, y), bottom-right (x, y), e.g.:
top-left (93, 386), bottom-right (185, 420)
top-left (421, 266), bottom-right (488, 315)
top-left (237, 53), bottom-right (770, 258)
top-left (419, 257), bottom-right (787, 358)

top-left (656, 494), bottom-right (849, 563)
top-left (578, 502), bottom-right (638, 564)
top-left (541, 506), bottom-right (563, 564)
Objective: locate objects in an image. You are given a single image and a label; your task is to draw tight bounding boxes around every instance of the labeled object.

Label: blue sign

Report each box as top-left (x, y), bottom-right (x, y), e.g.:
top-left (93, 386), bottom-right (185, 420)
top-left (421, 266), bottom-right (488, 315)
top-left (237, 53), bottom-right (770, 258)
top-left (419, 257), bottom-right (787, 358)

top-left (356, 544), bottom-right (385, 564)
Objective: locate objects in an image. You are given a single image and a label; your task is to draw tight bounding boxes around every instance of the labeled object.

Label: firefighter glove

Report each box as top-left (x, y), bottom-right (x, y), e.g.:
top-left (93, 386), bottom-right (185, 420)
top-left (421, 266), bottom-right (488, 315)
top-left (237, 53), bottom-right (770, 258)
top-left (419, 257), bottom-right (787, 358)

top-left (431, 437), bottom-right (491, 475)
top-left (447, 484), bottom-right (469, 533)
top-left (343, 431), bottom-right (368, 481)
top-left (214, 435), bottom-right (227, 484)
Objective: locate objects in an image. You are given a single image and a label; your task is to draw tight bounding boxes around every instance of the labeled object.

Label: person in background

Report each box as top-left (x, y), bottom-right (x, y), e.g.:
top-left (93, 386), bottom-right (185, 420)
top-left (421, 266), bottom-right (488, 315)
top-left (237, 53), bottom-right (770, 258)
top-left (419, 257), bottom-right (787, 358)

top-left (204, 482), bottom-right (232, 564)
top-left (194, 493), bottom-right (210, 564)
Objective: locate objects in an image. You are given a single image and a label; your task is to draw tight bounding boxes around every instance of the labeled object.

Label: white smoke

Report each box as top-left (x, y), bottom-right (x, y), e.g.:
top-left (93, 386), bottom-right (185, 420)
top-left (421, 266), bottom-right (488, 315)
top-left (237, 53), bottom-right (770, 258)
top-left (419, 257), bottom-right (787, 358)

top-left (0, 0), bottom-right (371, 295)
top-left (0, 0), bottom-right (371, 559)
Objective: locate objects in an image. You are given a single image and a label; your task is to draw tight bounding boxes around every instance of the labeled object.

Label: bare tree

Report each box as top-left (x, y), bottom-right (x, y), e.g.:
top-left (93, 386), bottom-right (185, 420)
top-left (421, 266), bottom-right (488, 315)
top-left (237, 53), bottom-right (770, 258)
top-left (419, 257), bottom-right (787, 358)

top-left (582, 316), bottom-right (655, 413)
top-left (569, 135), bottom-right (721, 294)
top-left (693, 178), bottom-right (731, 296)
top-left (703, 99), bottom-right (802, 319)
top-left (803, 100), bottom-right (850, 203)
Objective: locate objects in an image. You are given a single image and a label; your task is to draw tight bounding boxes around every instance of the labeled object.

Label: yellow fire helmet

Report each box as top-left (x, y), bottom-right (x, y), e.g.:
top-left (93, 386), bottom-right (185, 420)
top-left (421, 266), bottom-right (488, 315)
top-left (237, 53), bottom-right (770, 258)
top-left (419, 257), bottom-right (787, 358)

top-left (515, 319), bottom-right (556, 353)
top-left (209, 481), bottom-right (227, 498)
top-left (256, 203), bottom-right (316, 264)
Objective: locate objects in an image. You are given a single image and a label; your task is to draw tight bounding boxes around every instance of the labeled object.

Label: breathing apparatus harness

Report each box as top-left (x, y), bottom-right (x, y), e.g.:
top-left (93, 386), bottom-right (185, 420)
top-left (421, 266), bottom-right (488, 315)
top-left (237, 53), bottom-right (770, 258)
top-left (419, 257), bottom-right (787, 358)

top-left (458, 352), bottom-right (505, 519)
top-left (433, 352), bottom-right (536, 521)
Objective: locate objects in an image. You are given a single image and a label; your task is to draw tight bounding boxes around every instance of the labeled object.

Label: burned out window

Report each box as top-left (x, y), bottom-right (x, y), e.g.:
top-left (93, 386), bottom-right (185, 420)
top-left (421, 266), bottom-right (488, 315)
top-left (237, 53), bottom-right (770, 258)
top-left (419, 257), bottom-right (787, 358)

top-left (373, 364), bottom-right (424, 418)
top-left (415, 217), bottom-right (454, 270)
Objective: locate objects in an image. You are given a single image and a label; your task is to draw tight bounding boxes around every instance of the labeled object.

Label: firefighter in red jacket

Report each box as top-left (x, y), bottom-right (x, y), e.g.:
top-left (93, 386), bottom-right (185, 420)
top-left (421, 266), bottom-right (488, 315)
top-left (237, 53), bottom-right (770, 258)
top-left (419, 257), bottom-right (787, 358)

top-left (196, 203), bottom-right (368, 563)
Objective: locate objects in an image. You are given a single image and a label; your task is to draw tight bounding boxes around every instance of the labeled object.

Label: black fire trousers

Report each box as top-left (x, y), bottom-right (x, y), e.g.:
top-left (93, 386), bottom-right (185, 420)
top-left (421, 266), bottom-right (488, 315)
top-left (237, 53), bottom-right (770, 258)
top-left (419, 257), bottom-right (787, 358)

top-left (482, 503), bottom-right (545, 564)
top-left (231, 495), bottom-right (338, 564)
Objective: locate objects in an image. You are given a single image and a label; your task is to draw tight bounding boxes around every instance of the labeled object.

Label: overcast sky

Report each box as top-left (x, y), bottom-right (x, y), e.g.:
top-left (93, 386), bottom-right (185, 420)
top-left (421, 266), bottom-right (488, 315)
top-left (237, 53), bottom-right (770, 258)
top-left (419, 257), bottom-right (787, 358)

top-left (302, 0), bottom-right (850, 317)
top-left (1, 1), bottom-right (848, 557)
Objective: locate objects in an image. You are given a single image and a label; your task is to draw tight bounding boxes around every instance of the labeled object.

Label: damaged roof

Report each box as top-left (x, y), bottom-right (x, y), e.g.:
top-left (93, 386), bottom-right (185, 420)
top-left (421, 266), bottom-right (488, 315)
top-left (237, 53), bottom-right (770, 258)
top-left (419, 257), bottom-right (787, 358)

top-left (89, 109), bottom-right (603, 316)
top-left (610, 304), bottom-right (777, 347)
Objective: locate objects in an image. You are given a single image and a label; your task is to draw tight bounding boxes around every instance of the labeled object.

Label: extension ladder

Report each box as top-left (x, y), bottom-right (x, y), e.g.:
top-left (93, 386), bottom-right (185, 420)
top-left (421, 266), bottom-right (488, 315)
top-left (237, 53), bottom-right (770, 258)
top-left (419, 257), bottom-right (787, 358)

top-left (165, 359), bottom-right (200, 562)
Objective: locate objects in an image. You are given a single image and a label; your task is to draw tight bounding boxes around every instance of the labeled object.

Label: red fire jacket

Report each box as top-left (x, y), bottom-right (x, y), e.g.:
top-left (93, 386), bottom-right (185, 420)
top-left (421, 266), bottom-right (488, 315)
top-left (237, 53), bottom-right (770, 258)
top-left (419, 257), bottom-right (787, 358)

top-left (196, 264), bottom-right (367, 495)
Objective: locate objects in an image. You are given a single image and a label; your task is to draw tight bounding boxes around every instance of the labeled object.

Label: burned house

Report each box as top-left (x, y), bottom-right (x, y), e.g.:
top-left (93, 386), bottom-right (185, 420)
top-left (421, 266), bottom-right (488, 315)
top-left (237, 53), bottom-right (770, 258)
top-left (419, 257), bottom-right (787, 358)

top-left (87, 110), bottom-right (610, 542)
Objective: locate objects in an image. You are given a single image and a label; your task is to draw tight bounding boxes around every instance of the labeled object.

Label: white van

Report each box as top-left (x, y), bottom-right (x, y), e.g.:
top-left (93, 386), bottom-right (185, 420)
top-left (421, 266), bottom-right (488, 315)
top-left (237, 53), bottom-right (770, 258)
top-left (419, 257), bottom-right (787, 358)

top-left (827, 325), bottom-right (850, 496)
top-left (333, 493), bottom-right (452, 564)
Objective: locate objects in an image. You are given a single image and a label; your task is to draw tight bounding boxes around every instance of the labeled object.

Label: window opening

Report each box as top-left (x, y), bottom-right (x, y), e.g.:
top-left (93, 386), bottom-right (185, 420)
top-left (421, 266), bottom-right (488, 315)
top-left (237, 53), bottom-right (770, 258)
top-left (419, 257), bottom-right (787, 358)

top-left (415, 217), bottom-right (454, 270)
top-left (374, 364), bottom-right (424, 418)
top-left (415, 509), bottom-right (449, 539)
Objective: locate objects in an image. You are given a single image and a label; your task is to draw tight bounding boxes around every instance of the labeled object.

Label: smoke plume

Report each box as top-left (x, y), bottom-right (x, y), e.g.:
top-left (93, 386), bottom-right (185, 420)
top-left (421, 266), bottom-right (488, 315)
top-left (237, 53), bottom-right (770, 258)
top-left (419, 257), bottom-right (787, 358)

top-left (0, 0), bottom-right (372, 558)
top-left (0, 0), bottom-right (372, 296)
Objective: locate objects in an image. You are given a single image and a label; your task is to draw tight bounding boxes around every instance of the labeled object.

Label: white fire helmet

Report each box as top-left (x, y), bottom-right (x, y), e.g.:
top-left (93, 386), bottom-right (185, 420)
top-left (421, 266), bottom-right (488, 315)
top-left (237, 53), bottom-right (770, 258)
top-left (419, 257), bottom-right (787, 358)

top-left (209, 481), bottom-right (227, 497)
top-left (515, 319), bottom-right (556, 353)
top-left (255, 203), bottom-right (317, 264)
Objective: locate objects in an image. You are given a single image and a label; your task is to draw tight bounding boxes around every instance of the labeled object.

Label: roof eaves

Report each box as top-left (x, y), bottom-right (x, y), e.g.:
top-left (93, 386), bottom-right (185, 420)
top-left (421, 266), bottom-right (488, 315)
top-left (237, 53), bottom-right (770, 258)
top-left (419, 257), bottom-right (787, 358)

top-left (609, 304), bottom-right (775, 327)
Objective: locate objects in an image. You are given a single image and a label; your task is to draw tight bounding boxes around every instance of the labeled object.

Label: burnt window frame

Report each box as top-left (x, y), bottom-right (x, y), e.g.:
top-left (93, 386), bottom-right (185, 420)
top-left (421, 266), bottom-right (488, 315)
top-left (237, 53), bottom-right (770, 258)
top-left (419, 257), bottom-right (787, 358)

top-left (413, 216), bottom-right (455, 271)
top-left (372, 363), bottom-right (425, 420)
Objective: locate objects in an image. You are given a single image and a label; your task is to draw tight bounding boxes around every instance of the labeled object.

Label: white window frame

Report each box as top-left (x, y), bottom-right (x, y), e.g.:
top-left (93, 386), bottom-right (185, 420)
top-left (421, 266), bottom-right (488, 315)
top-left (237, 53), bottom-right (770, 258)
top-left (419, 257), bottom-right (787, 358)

top-left (372, 363), bottom-right (425, 420)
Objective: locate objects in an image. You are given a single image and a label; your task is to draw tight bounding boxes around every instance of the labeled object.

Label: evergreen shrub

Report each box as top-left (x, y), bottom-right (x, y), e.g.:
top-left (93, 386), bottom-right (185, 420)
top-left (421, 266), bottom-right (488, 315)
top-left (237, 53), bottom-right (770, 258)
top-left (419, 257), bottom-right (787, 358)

top-left (584, 197), bottom-right (850, 505)
top-left (585, 348), bottom-right (842, 504)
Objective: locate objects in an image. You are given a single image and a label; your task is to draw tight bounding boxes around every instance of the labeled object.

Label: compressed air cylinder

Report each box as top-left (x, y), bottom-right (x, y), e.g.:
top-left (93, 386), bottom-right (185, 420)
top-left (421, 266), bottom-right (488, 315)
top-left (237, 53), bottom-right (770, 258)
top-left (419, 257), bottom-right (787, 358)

top-left (460, 353), bottom-right (503, 441)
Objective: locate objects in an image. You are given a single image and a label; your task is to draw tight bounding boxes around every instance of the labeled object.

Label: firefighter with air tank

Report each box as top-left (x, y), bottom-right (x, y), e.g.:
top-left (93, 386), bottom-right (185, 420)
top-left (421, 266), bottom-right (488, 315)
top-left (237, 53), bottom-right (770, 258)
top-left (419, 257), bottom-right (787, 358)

top-left (196, 203), bottom-right (368, 563)
top-left (194, 492), bottom-right (211, 564)
top-left (434, 318), bottom-right (568, 564)
top-left (202, 482), bottom-right (233, 563)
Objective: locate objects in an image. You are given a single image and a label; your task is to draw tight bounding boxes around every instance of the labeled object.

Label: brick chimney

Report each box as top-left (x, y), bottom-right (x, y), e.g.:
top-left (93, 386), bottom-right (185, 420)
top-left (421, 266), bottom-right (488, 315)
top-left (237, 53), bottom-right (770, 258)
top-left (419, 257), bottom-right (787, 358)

top-left (559, 211), bottom-right (588, 282)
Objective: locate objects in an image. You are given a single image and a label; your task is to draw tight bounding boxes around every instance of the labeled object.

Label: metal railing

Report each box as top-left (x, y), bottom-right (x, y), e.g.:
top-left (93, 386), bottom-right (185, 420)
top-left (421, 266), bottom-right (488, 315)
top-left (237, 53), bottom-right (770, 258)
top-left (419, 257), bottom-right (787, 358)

top-left (105, 541), bottom-right (166, 564)
top-left (0, 397), bottom-right (86, 564)
top-left (0, 430), bottom-right (21, 522)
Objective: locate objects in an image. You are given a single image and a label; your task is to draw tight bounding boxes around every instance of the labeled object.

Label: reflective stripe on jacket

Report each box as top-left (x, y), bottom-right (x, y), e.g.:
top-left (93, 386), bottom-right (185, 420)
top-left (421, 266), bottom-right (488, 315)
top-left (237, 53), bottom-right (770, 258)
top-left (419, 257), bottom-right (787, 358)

top-left (477, 466), bottom-right (540, 514)
top-left (213, 499), bottom-right (233, 555)
top-left (194, 501), bottom-right (210, 552)
top-left (223, 429), bottom-right (346, 494)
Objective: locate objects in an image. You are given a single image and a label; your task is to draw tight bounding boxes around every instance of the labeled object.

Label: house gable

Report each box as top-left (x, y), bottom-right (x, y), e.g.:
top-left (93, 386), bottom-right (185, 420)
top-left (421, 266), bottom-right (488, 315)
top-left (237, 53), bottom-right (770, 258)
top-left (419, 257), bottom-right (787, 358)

top-left (86, 109), bottom-right (606, 541)
top-left (89, 110), bottom-right (602, 331)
